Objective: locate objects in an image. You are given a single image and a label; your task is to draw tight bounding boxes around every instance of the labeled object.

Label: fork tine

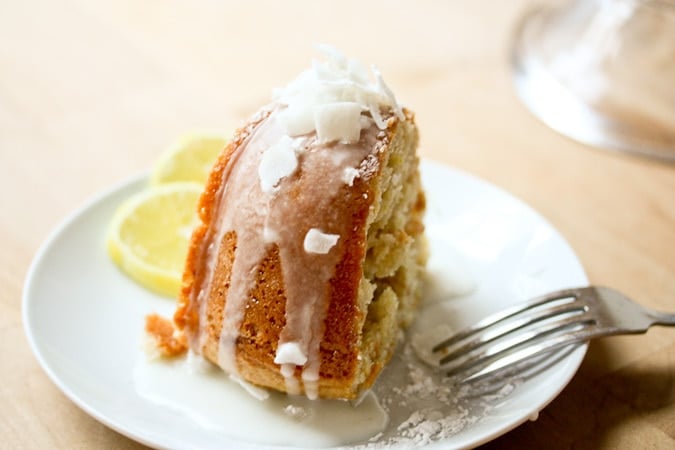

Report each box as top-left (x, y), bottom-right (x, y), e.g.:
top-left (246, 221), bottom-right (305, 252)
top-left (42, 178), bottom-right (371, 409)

top-left (436, 298), bottom-right (588, 363)
top-left (459, 311), bottom-right (656, 383)
top-left (441, 311), bottom-right (596, 375)
top-left (432, 288), bottom-right (583, 354)
top-left (461, 337), bottom-right (588, 383)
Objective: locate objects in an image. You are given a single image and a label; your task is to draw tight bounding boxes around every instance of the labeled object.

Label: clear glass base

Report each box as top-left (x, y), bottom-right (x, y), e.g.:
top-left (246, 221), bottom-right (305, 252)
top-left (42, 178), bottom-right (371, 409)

top-left (511, 1), bottom-right (675, 162)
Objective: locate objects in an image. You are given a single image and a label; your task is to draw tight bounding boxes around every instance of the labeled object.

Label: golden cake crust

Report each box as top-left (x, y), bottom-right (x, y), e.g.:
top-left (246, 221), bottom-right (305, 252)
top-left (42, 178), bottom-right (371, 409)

top-left (174, 109), bottom-right (423, 399)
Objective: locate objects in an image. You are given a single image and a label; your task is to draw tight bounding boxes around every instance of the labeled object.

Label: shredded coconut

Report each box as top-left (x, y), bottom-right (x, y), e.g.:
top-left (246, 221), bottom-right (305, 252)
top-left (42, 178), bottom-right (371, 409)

top-left (273, 45), bottom-right (404, 143)
top-left (315, 102), bottom-right (362, 144)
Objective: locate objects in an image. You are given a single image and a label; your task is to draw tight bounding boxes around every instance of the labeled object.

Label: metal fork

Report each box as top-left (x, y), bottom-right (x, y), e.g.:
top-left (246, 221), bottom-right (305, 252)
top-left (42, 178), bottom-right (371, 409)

top-left (433, 286), bottom-right (675, 382)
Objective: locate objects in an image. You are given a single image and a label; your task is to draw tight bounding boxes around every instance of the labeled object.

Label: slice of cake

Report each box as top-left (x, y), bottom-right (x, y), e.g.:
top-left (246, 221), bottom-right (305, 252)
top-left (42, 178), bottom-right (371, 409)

top-left (161, 47), bottom-right (426, 400)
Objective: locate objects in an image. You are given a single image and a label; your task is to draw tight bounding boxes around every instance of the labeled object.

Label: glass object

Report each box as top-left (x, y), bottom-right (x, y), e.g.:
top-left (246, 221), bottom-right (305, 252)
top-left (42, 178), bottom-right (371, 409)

top-left (512, 0), bottom-right (675, 162)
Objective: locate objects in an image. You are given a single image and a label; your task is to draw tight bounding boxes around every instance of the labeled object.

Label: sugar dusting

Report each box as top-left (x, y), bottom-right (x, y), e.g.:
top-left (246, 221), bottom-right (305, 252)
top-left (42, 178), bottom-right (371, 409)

top-left (346, 335), bottom-right (521, 449)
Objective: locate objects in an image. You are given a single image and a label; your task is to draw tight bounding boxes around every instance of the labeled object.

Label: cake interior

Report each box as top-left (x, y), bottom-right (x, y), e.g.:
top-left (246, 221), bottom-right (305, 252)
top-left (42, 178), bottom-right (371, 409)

top-left (351, 119), bottom-right (427, 393)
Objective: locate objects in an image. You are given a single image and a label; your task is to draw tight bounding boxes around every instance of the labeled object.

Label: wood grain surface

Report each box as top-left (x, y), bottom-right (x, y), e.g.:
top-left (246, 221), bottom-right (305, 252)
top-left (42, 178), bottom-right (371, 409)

top-left (1, 0), bottom-right (673, 448)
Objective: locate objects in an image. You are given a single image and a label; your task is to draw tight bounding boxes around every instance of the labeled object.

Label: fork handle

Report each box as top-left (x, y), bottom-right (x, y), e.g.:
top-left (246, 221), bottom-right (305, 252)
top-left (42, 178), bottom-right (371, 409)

top-left (650, 310), bottom-right (675, 326)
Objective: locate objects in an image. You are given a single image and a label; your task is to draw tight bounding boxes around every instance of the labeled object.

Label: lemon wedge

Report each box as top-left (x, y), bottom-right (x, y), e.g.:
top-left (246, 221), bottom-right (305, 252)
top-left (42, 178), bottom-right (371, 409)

top-left (150, 134), bottom-right (227, 185)
top-left (107, 182), bottom-right (203, 297)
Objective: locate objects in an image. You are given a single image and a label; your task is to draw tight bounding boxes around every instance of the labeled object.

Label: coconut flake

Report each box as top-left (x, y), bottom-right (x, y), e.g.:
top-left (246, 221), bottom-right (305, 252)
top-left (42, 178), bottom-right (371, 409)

top-left (273, 45), bottom-right (404, 141)
top-left (278, 104), bottom-right (315, 136)
top-left (315, 102), bottom-right (362, 144)
top-left (258, 136), bottom-right (298, 193)
top-left (348, 59), bottom-right (370, 85)
top-left (313, 58), bottom-right (343, 82)
top-left (373, 65), bottom-right (405, 120)
top-left (315, 43), bottom-right (348, 70)
top-left (274, 342), bottom-right (308, 366)
top-left (368, 101), bottom-right (387, 129)
top-left (342, 167), bottom-right (360, 186)
top-left (303, 228), bottom-right (339, 254)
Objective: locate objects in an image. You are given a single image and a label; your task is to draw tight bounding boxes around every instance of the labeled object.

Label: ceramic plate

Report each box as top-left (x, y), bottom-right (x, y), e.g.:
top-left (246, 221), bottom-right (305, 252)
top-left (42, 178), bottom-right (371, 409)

top-left (23, 160), bottom-right (588, 449)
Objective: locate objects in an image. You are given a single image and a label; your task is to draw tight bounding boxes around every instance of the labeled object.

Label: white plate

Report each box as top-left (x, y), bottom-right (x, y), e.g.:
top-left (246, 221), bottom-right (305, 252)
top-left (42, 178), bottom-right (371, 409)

top-left (23, 160), bottom-right (588, 449)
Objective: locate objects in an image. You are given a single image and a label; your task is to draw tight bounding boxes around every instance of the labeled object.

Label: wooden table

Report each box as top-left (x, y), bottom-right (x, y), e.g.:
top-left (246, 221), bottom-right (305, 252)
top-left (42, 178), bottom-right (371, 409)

top-left (2, 1), bottom-right (673, 448)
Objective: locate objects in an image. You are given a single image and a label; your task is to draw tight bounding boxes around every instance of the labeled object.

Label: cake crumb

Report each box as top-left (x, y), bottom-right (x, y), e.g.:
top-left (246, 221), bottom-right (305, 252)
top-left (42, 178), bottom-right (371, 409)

top-left (145, 314), bottom-right (187, 357)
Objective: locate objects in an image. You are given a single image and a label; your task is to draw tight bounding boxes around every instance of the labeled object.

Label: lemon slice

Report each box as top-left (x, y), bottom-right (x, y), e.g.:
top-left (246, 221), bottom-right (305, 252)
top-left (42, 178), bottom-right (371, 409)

top-left (107, 182), bottom-right (202, 297)
top-left (150, 134), bottom-right (228, 185)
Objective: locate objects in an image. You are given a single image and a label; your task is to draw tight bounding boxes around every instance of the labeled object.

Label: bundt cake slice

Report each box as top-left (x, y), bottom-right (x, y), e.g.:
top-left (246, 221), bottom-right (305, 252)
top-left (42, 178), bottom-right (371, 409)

top-left (172, 48), bottom-right (426, 400)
